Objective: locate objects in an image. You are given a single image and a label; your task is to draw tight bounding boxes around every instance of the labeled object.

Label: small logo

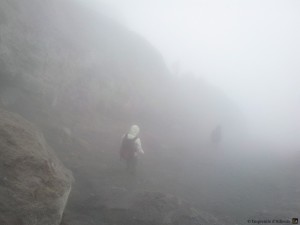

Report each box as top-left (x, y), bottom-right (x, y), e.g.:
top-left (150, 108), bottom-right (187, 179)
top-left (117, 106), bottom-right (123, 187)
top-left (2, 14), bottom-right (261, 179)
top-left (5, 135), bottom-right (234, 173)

top-left (292, 218), bottom-right (298, 224)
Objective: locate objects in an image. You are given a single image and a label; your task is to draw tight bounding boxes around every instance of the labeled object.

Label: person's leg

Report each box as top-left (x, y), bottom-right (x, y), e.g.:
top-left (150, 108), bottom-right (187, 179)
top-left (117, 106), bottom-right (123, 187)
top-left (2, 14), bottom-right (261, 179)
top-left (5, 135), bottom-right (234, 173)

top-left (131, 156), bottom-right (138, 175)
top-left (126, 158), bottom-right (131, 172)
top-left (126, 156), bottom-right (137, 175)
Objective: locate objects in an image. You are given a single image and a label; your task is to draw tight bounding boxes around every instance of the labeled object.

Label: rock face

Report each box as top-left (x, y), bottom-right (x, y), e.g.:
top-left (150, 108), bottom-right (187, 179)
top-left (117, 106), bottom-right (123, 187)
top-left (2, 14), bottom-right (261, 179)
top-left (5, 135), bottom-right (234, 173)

top-left (0, 109), bottom-right (73, 225)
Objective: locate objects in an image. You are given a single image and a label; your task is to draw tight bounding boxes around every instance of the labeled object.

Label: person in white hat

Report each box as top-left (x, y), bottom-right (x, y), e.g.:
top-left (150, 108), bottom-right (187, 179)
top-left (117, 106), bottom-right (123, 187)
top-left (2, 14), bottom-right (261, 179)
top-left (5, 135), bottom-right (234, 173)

top-left (120, 125), bottom-right (144, 174)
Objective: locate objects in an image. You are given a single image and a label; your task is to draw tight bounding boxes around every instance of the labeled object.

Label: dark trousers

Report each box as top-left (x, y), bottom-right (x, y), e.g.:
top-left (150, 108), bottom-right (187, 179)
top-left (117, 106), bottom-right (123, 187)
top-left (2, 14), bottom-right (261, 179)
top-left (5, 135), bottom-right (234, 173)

top-left (126, 156), bottom-right (137, 174)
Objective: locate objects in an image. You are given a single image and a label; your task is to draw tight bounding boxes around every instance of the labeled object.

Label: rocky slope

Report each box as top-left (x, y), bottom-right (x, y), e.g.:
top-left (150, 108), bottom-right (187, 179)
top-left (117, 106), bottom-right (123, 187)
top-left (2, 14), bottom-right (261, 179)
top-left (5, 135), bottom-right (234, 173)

top-left (0, 0), bottom-right (248, 224)
top-left (0, 0), bottom-right (244, 145)
top-left (62, 191), bottom-right (219, 225)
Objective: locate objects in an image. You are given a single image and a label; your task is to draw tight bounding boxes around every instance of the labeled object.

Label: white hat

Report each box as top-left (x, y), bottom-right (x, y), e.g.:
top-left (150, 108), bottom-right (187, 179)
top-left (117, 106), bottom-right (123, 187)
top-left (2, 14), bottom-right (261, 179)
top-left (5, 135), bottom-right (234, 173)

top-left (128, 125), bottom-right (140, 139)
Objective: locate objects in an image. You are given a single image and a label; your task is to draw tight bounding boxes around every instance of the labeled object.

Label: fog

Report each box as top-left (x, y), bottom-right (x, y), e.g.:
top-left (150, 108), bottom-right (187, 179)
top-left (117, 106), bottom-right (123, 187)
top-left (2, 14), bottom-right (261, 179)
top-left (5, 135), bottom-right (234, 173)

top-left (75, 0), bottom-right (300, 146)
top-left (1, 0), bottom-right (300, 224)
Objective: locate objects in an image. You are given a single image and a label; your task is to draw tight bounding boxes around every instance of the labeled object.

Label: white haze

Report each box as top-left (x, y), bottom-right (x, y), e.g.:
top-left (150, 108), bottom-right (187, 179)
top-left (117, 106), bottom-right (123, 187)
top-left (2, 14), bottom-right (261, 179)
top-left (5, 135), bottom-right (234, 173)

top-left (75, 0), bottom-right (300, 147)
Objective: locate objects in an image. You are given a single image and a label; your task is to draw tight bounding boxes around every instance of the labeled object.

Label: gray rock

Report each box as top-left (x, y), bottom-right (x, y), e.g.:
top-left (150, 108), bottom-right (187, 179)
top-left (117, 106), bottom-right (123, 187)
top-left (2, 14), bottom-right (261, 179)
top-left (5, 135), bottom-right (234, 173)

top-left (63, 188), bottom-right (219, 225)
top-left (0, 109), bottom-right (73, 225)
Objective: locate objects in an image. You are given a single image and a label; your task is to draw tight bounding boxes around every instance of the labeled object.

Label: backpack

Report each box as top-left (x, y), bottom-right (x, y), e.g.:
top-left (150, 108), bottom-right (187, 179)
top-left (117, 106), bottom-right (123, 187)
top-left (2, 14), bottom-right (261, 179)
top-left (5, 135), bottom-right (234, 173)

top-left (120, 134), bottom-right (138, 160)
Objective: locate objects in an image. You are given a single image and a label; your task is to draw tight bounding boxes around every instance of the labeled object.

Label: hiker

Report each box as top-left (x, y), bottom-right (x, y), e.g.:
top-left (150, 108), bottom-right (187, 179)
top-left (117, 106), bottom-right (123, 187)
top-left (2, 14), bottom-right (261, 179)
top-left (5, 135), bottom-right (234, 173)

top-left (120, 125), bottom-right (144, 174)
top-left (211, 125), bottom-right (222, 145)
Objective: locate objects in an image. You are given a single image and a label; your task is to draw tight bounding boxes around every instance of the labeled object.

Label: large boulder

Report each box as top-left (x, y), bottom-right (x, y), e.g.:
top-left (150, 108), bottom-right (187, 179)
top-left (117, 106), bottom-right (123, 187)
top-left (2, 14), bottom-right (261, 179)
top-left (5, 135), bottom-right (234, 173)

top-left (0, 109), bottom-right (73, 225)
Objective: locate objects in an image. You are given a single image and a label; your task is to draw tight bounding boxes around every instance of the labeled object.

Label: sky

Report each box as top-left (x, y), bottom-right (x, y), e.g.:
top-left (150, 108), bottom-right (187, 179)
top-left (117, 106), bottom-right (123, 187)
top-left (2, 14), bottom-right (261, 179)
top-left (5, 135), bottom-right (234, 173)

top-left (75, 0), bottom-right (300, 145)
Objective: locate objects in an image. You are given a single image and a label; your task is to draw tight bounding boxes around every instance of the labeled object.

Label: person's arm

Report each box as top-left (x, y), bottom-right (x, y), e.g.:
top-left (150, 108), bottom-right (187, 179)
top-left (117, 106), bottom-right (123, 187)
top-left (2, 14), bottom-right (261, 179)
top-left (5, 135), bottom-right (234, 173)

top-left (135, 138), bottom-right (144, 154)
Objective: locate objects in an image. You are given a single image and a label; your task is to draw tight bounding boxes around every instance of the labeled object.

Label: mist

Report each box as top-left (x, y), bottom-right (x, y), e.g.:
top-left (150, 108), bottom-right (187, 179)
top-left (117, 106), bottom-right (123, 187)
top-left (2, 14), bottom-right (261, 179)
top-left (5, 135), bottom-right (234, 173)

top-left (75, 0), bottom-right (300, 146)
top-left (0, 0), bottom-right (299, 224)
